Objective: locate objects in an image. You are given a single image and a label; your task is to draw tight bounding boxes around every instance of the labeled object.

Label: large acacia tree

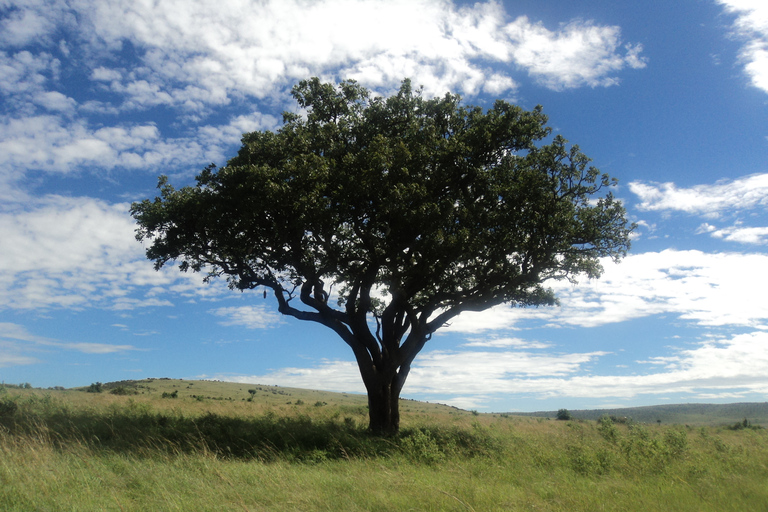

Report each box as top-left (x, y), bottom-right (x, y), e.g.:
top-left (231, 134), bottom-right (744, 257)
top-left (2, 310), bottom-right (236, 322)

top-left (131, 78), bottom-right (632, 434)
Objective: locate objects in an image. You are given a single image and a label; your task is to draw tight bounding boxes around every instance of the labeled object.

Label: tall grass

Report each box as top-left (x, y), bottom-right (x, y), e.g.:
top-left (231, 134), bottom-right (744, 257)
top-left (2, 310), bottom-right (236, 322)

top-left (1, 386), bottom-right (766, 511)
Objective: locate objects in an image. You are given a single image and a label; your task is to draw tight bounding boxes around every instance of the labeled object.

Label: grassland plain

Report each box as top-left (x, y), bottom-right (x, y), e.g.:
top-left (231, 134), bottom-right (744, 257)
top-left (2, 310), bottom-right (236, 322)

top-left (1, 379), bottom-right (766, 511)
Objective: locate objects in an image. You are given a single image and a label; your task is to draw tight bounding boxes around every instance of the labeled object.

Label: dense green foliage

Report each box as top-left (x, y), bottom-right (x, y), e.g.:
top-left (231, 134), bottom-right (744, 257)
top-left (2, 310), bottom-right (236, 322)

top-left (131, 78), bottom-right (633, 433)
top-left (0, 384), bottom-right (766, 511)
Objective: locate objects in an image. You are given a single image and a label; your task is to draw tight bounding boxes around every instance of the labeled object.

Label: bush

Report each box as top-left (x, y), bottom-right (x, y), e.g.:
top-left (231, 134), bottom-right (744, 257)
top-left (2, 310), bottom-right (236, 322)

top-left (0, 399), bottom-right (18, 418)
top-left (618, 423), bottom-right (689, 473)
top-left (597, 415), bottom-right (620, 443)
top-left (399, 428), bottom-right (448, 464)
top-left (110, 386), bottom-right (138, 396)
top-left (87, 382), bottom-right (103, 393)
top-left (161, 390), bottom-right (178, 399)
top-left (556, 409), bottom-right (572, 421)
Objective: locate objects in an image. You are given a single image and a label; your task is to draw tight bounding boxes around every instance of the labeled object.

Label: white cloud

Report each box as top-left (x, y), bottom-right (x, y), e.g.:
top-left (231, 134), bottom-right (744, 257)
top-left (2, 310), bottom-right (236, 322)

top-left (505, 17), bottom-right (646, 90)
top-left (215, 360), bottom-right (366, 393)
top-left (210, 329), bottom-right (768, 407)
top-left (718, 0), bottom-right (768, 93)
top-left (0, 0), bottom-right (645, 193)
top-left (409, 349), bottom-right (608, 389)
top-left (509, 331), bottom-right (768, 401)
top-left (630, 173), bottom-right (768, 246)
top-left (62, 342), bottom-right (140, 354)
top-left (3, 0), bottom-right (644, 115)
top-left (33, 91), bottom-right (77, 113)
top-left (0, 353), bottom-right (40, 367)
top-left (0, 0), bottom-right (71, 47)
top-left (207, 331), bottom-right (768, 408)
top-left (444, 250), bottom-right (768, 332)
top-left (0, 112), bottom-right (277, 185)
top-left (629, 173), bottom-right (768, 215)
top-left (0, 195), bottom-right (210, 311)
top-left (210, 305), bottom-right (284, 329)
top-left (0, 322), bottom-right (51, 343)
top-left (0, 322), bottom-right (140, 366)
top-left (0, 116), bottom-right (196, 176)
top-left (91, 66), bottom-right (123, 82)
top-left (698, 222), bottom-right (768, 244)
top-left (0, 50), bottom-right (59, 97)
top-left (461, 337), bottom-right (552, 349)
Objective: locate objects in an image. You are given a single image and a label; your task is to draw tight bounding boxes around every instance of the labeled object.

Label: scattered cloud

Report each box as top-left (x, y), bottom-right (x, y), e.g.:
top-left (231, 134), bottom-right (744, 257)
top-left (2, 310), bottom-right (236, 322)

top-left (505, 17), bottom-right (646, 90)
top-left (0, 0), bottom-right (72, 48)
top-left (0, 322), bottom-right (51, 343)
top-left (0, 195), bottom-right (209, 311)
top-left (0, 322), bottom-right (140, 367)
top-left (0, 116), bottom-right (218, 177)
top-left (59, 342), bottom-right (140, 354)
top-left (2, 0), bottom-right (645, 118)
top-left (213, 360), bottom-right (366, 393)
top-left (445, 250), bottom-right (768, 332)
top-left (697, 222), bottom-right (768, 244)
top-left (212, 329), bottom-right (768, 410)
top-left (629, 173), bottom-right (768, 215)
top-left (717, 1), bottom-right (768, 93)
top-left (0, 353), bottom-right (40, 368)
top-left (461, 337), bottom-right (552, 349)
top-left (210, 305), bottom-right (285, 329)
top-left (630, 173), bottom-right (768, 246)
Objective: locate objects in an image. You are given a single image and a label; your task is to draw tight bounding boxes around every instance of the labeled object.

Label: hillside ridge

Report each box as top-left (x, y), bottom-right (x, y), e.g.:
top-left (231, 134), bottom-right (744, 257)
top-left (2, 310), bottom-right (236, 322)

top-left (76, 378), bottom-right (768, 427)
top-left (512, 402), bottom-right (768, 426)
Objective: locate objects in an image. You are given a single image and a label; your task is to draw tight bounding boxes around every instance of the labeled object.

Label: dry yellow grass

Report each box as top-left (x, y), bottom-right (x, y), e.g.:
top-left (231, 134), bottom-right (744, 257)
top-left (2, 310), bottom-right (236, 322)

top-left (1, 380), bottom-right (766, 511)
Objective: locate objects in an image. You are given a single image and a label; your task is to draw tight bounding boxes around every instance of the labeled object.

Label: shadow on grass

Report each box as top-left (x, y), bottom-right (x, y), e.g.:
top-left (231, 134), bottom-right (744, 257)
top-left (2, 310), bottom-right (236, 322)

top-left (0, 397), bottom-right (498, 463)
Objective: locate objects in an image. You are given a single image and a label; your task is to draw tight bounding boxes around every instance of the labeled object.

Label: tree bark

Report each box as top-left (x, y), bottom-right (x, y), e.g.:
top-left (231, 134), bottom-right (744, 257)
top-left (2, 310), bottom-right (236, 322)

top-left (365, 373), bottom-right (402, 435)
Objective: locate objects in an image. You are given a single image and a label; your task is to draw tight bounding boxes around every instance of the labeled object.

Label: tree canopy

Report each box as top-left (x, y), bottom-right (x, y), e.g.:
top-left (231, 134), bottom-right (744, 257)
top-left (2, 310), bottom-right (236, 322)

top-left (131, 78), bottom-right (633, 433)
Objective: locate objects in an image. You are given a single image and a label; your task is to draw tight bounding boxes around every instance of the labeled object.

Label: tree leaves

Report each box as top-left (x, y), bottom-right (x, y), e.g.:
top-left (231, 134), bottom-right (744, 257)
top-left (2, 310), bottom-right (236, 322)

top-left (131, 76), bottom-right (633, 384)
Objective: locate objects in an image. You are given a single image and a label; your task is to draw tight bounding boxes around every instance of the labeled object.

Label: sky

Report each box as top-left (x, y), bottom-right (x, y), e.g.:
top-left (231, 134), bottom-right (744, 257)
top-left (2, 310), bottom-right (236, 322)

top-left (1, 0), bottom-right (768, 413)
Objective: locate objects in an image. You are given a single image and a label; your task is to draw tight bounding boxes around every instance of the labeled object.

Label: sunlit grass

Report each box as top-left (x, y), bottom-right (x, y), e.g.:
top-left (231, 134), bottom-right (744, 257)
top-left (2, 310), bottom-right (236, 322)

top-left (1, 381), bottom-right (766, 511)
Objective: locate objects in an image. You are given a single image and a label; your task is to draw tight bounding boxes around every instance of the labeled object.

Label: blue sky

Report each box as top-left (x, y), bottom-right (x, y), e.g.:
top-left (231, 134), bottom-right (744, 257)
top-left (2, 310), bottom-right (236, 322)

top-left (1, 0), bottom-right (768, 413)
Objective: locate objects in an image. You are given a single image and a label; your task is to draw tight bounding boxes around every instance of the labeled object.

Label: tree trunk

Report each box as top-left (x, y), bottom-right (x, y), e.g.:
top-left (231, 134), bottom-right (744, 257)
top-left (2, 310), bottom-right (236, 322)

top-left (366, 375), bottom-right (401, 435)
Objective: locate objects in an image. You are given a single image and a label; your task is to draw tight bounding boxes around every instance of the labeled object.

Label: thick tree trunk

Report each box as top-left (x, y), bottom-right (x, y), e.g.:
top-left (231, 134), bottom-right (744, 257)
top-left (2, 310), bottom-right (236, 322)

top-left (366, 376), bottom-right (401, 435)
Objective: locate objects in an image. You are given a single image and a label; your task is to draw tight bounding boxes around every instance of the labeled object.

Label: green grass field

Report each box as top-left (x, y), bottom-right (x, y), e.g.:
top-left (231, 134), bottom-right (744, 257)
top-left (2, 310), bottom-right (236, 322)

top-left (1, 379), bottom-right (766, 511)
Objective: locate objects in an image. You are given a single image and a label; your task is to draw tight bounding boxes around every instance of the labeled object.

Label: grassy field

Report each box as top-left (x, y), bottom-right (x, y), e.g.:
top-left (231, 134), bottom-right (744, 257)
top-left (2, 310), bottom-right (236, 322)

top-left (1, 379), bottom-right (766, 511)
top-left (518, 402), bottom-right (768, 426)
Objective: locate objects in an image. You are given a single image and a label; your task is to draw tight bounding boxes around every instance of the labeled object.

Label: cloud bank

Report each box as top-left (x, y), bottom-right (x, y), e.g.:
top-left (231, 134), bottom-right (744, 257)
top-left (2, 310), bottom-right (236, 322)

top-left (718, 0), bottom-right (768, 93)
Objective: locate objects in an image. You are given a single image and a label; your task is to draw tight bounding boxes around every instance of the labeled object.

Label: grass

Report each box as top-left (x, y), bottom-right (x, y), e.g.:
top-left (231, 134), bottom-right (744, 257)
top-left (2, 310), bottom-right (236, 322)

top-left (520, 402), bottom-right (768, 426)
top-left (1, 380), bottom-right (767, 511)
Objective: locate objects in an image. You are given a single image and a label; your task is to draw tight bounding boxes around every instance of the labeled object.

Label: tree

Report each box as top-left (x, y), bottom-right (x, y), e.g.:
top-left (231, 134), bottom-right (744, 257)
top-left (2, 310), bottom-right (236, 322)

top-left (131, 78), bottom-right (633, 434)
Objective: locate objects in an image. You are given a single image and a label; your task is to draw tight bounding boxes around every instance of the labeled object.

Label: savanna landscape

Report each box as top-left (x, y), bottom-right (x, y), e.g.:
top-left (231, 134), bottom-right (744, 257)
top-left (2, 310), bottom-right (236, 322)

top-left (1, 378), bottom-right (766, 511)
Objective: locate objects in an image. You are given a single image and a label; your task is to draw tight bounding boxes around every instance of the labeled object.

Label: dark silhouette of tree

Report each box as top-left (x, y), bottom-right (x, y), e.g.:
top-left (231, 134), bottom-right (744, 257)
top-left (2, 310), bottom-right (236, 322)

top-left (131, 78), bottom-right (633, 434)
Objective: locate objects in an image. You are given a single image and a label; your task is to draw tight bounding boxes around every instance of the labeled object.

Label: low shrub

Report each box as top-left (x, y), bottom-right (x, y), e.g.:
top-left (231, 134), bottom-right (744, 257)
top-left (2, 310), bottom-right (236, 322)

top-left (0, 399), bottom-right (18, 418)
top-left (110, 386), bottom-right (138, 396)
top-left (87, 382), bottom-right (103, 393)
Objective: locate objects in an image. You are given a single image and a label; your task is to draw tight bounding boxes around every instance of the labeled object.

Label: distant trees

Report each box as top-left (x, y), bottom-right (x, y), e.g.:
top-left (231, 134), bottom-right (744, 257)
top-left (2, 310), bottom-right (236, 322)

top-left (729, 418), bottom-right (763, 430)
top-left (0, 383), bottom-right (33, 390)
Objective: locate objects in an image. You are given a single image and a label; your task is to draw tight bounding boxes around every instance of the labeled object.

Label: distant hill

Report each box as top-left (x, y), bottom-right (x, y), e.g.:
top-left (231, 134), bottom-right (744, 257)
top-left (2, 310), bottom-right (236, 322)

top-left (510, 402), bottom-right (768, 426)
top-left (66, 379), bottom-right (767, 427)
top-left (68, 378), bottom-right (468, 416)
